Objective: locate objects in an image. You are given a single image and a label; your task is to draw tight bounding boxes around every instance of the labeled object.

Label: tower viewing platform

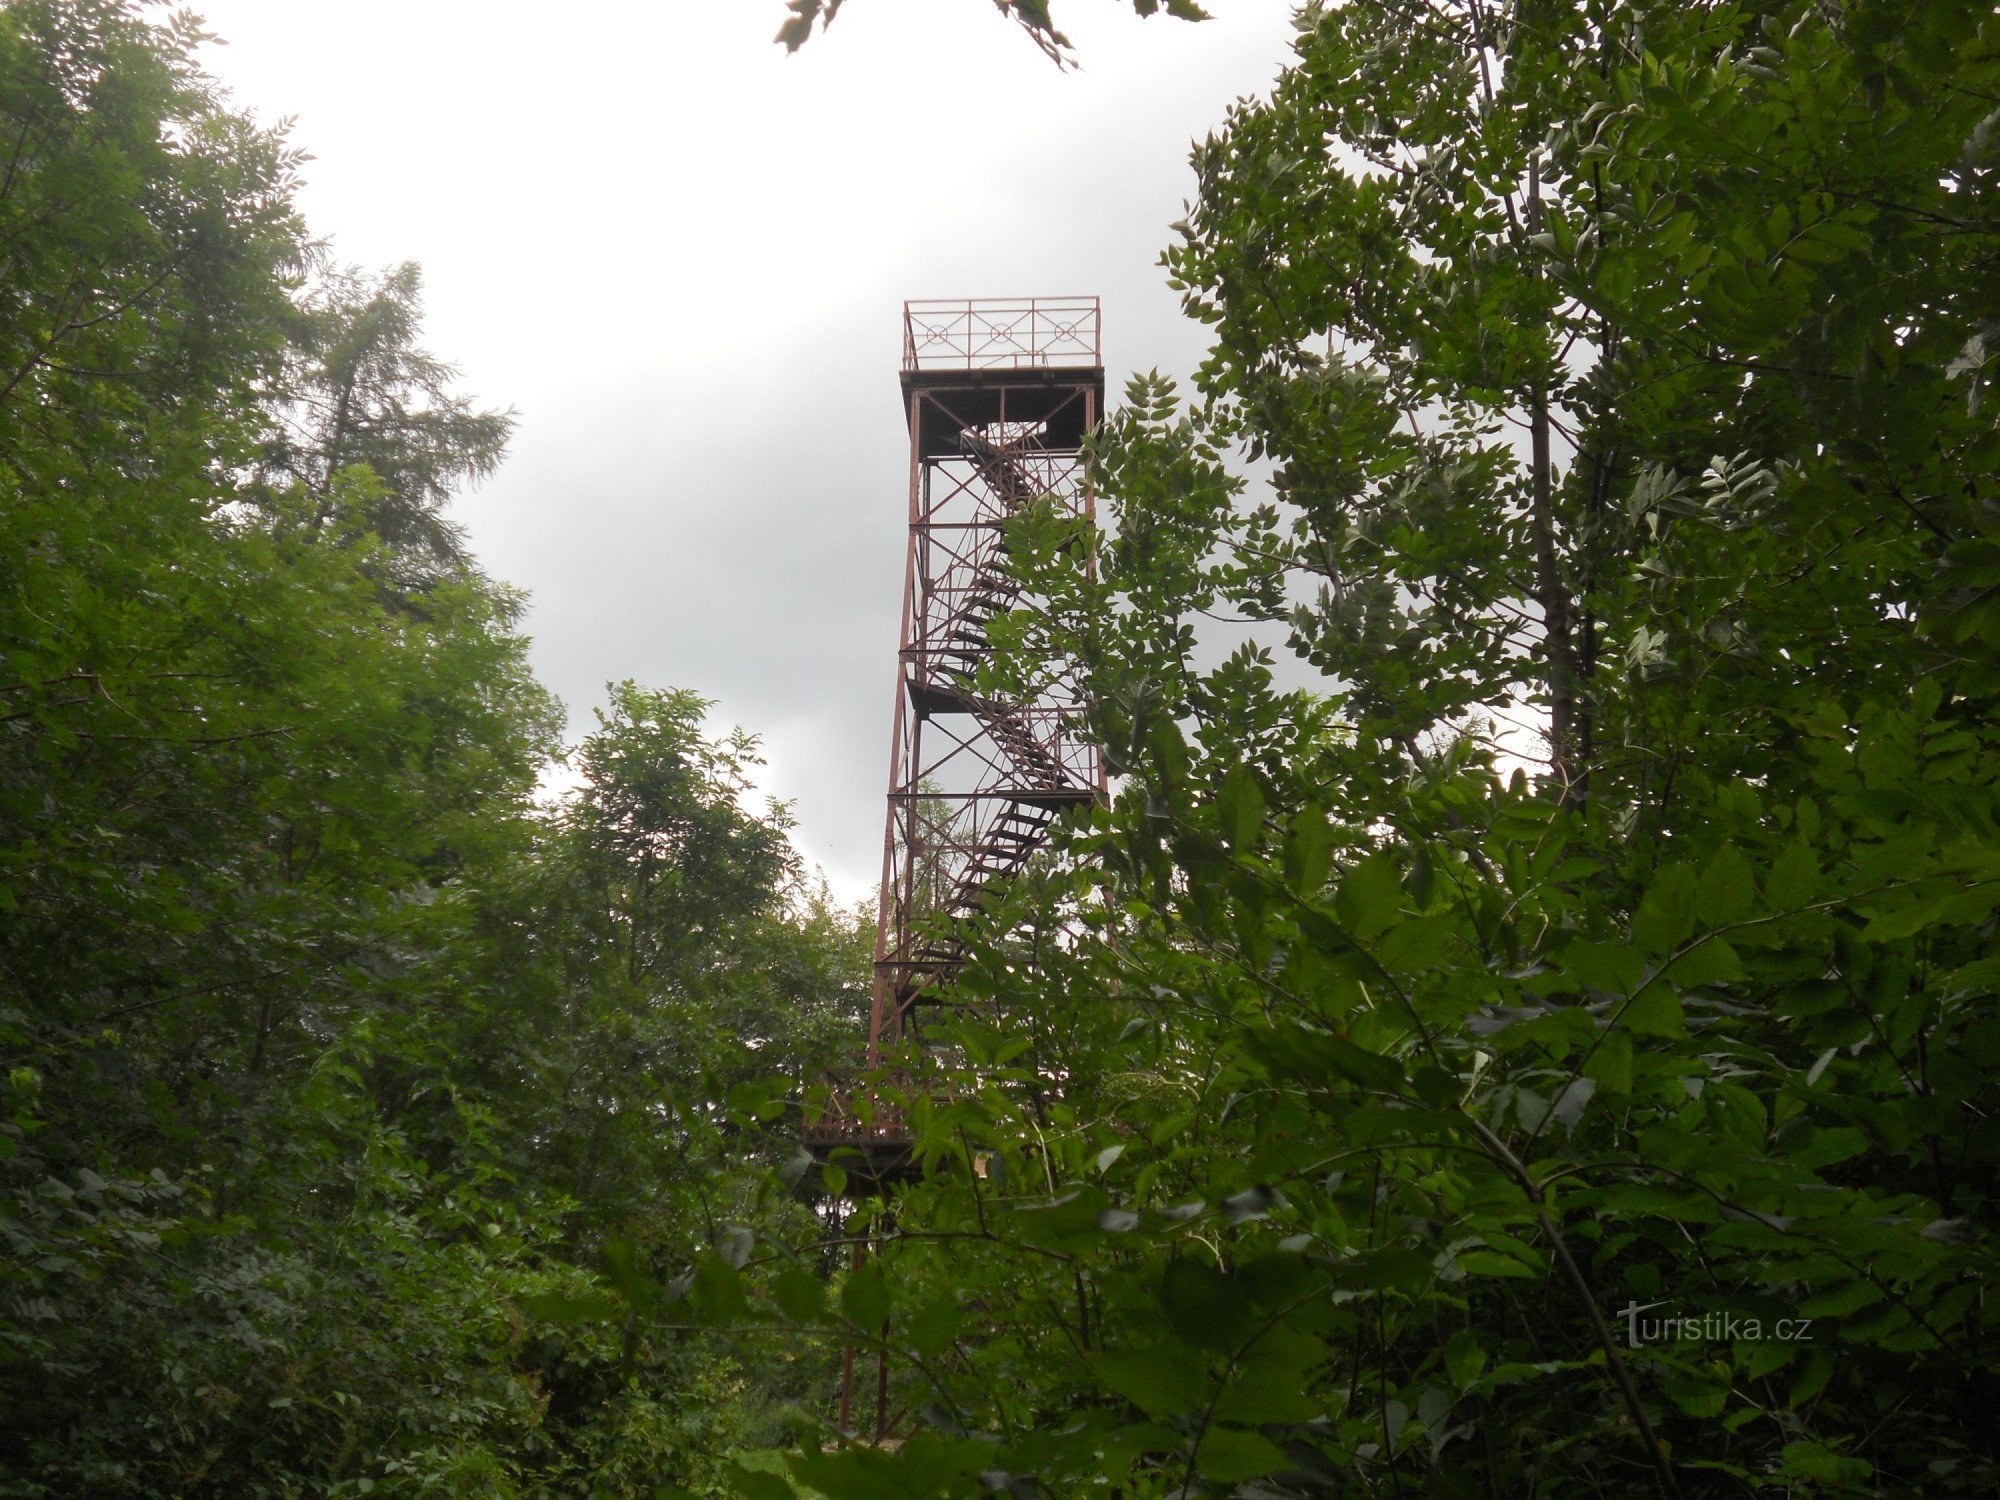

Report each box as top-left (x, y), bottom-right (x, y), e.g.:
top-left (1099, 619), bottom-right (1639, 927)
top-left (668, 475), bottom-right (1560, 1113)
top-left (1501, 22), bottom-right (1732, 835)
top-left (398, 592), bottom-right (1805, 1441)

top-left (900, 297), bottom-right (1104, 455)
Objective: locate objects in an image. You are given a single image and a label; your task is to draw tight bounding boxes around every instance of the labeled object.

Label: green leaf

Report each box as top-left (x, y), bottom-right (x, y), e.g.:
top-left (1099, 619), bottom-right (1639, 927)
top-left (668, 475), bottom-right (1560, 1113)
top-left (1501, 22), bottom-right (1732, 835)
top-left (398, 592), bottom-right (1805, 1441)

top-left (1800, 1281), bottom-right (1885, 1318)
top-left (772, 1265), bottom-right (827, 1324)
top-left (1009, 1184), bottom-right (1111, 1247)
top-left (1219, 764), bottom-right (1265, 851)
top-left (1246, 1021), bottom-right (1405, 1094)
top-left (1622, 982), bottom-right (1688, 1038)
top-left (1633, 864), bottom-right (1700, 954)
top-left (1549, 1076), bottom-right (1597, 1130)
top-left (1661, 938), bottom-right (1744, 987)
top-left (1443, 1329), bottom-right (1487, 1387)
top-left (1583, 1029), bottom-right (1633, 1094)
top-left (1663, 1366), bottom-right (1728, 1417)
top-left (1335, 851), bottom-right (1402, 938)
top-left (602, 1235), bottom-right (659, 1316)
top-left (1411, 1064), bottom-right (1460, 1108)
top-left (1234, 1251), bottom-right (1317, 1308)
top-left (1454, 1250), bottom-right (1544, 1279)
top-left (1212, 1363), bottom-right (1323, 1424)
top-left (1378, 913), bottom-right (1455, 972)
top-left (1160, 1256), bottom-right (1257, 1351)
top-left (726, 1458), bottom-right (799, 1500)
top-left (789, 1435), bottom-right (989, 1500)
top-left (907, 1295), bottom-right (964, 1357)
top-left (1861, 883), bottom-right (2000, 941)
top-left (1765, 841), bottom-right (1820, 908)
top-left (1696, 845), bottom-right (1757, 925)
top-left (841, 1260), bottom-right (893, 1329)
top-left (1195, 1426), bottom-right (1291, 1483)
top-left (1780, 1442), bottom-right (1874, 1486)
top-left (692, 1256), bottom-right (750, 1322)
top-left (1788, 1351), bottom-right (1836, 1406)
top-left (517, 1291), bottom-right (622, 1326)
top-left (1095, 1346), bottom-right (1208, 1416)
top-left (1284, 807), bottom-right (1334, 894)
top-left (1559, 940), bottom-right (1647, 994)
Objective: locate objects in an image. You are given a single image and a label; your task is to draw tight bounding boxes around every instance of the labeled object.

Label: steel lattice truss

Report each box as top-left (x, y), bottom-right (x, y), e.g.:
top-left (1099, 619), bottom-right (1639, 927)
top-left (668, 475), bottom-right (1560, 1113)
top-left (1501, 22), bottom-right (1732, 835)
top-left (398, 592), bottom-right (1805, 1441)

top-left (806, 298), bottom-right (1106, 1169)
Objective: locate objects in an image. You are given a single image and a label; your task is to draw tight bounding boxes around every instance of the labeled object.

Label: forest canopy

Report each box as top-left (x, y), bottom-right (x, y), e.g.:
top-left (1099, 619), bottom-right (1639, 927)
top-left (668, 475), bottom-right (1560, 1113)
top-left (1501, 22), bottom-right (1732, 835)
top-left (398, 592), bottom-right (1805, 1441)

top-left (750, 1), bottom-right (2000, 1496)
top-left (6, 0), bottom-right (2000, 1497)
top-left (1, 2), bottom-right (865, 1491)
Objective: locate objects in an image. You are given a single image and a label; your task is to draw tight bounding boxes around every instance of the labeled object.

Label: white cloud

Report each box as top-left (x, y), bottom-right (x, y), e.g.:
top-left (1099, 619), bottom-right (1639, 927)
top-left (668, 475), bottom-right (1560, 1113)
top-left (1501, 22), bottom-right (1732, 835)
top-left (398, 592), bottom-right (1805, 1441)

top-left (195, 0), bottom-right (1299, 898)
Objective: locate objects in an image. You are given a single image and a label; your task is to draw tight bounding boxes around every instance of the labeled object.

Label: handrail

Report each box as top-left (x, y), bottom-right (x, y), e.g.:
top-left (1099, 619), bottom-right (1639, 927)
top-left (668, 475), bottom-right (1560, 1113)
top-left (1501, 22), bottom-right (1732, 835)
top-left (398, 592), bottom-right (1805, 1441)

top-left (903, 296), bottom-right (1101, 371)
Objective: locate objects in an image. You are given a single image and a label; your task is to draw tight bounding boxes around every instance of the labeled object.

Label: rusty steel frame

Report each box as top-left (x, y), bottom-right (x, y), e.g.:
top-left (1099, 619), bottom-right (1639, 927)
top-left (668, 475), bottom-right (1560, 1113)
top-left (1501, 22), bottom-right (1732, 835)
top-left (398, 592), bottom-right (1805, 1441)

top-left (807, 298), bottom-right (1105, 1440)
top-left (869, 301), bottom-right (1106, 1064)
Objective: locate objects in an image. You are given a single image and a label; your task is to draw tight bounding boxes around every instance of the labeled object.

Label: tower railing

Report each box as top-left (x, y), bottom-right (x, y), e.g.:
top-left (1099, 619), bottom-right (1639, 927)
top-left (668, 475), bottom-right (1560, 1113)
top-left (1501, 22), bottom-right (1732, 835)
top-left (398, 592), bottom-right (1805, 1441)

top-left (903, 296), bottom-right (1101, 371)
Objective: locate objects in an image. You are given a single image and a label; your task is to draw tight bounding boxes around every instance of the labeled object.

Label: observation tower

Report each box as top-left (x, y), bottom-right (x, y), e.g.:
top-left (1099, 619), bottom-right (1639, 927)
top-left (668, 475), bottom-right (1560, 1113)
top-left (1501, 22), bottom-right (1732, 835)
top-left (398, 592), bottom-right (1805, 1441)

top-left (807, 296), bottom-right (1107, 1185)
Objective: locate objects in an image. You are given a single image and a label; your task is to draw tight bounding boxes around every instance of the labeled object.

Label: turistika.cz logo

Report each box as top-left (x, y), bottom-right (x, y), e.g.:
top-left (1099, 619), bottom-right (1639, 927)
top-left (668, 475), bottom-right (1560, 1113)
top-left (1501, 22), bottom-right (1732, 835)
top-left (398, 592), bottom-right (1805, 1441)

top-left (1618, 1301), bottom-right (1815, 1348)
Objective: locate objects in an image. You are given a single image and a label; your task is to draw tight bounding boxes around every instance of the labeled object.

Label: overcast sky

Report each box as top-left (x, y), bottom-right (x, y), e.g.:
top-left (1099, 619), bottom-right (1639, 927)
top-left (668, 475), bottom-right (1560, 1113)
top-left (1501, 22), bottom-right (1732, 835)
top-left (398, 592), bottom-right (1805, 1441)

top-left (192, 0), bottom-right (1301, 901)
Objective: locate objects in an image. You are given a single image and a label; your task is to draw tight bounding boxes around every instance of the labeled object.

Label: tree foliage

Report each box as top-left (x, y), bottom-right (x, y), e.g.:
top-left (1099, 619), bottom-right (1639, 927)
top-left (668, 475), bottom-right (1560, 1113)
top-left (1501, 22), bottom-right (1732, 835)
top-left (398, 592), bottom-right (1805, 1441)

top-left (10, 0), bottom-right (2000, 1495)
top-left (0, 4), bottom-right (865, 1492)
top-left (723, 3), bottom-right (2000, 1496)
top-left (774, 0), bottom-right (1208, 65)
top-left (251, 261), bottom-right (516, 589)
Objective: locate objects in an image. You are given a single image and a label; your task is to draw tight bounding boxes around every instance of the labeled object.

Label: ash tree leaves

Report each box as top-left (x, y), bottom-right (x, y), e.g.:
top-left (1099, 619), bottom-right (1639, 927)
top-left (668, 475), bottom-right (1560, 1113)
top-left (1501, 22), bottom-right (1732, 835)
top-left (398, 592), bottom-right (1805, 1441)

top-left (10, 0), bottom-right (2000, 1491)
top-left (774, 0), bottom-right (1207, 64)
top-left (738, 3), bottom-right (2000, 1496)
top-left (1, 4), bottom-right (871, 1492)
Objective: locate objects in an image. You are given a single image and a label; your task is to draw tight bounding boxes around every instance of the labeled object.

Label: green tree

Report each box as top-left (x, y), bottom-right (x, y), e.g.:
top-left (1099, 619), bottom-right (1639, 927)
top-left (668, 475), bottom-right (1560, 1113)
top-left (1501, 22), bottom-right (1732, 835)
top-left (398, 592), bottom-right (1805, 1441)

top-left (775, 0), bottom-right (1207, 64)
top-left (0, 39), bottom-right (559, 1458)
top-left (735, 3), bottom-right (2000, 1496)
top-left (252, 260), bottom-right (516, 589)
top-left (0, 6), bottom-right (869, 1492)
top-left (469, 687), bottom-right (869, 1490)
top-left (470, 683), bottom-right (851, 1238)
top-left (0, 0), bottom-right (304, 448)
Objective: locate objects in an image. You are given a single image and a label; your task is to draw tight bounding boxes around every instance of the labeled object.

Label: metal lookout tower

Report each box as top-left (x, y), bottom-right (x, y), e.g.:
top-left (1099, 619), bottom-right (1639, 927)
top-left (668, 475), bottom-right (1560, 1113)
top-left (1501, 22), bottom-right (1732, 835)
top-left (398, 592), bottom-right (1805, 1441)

top-left (807, 295), bottom-right (1107, 1183)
